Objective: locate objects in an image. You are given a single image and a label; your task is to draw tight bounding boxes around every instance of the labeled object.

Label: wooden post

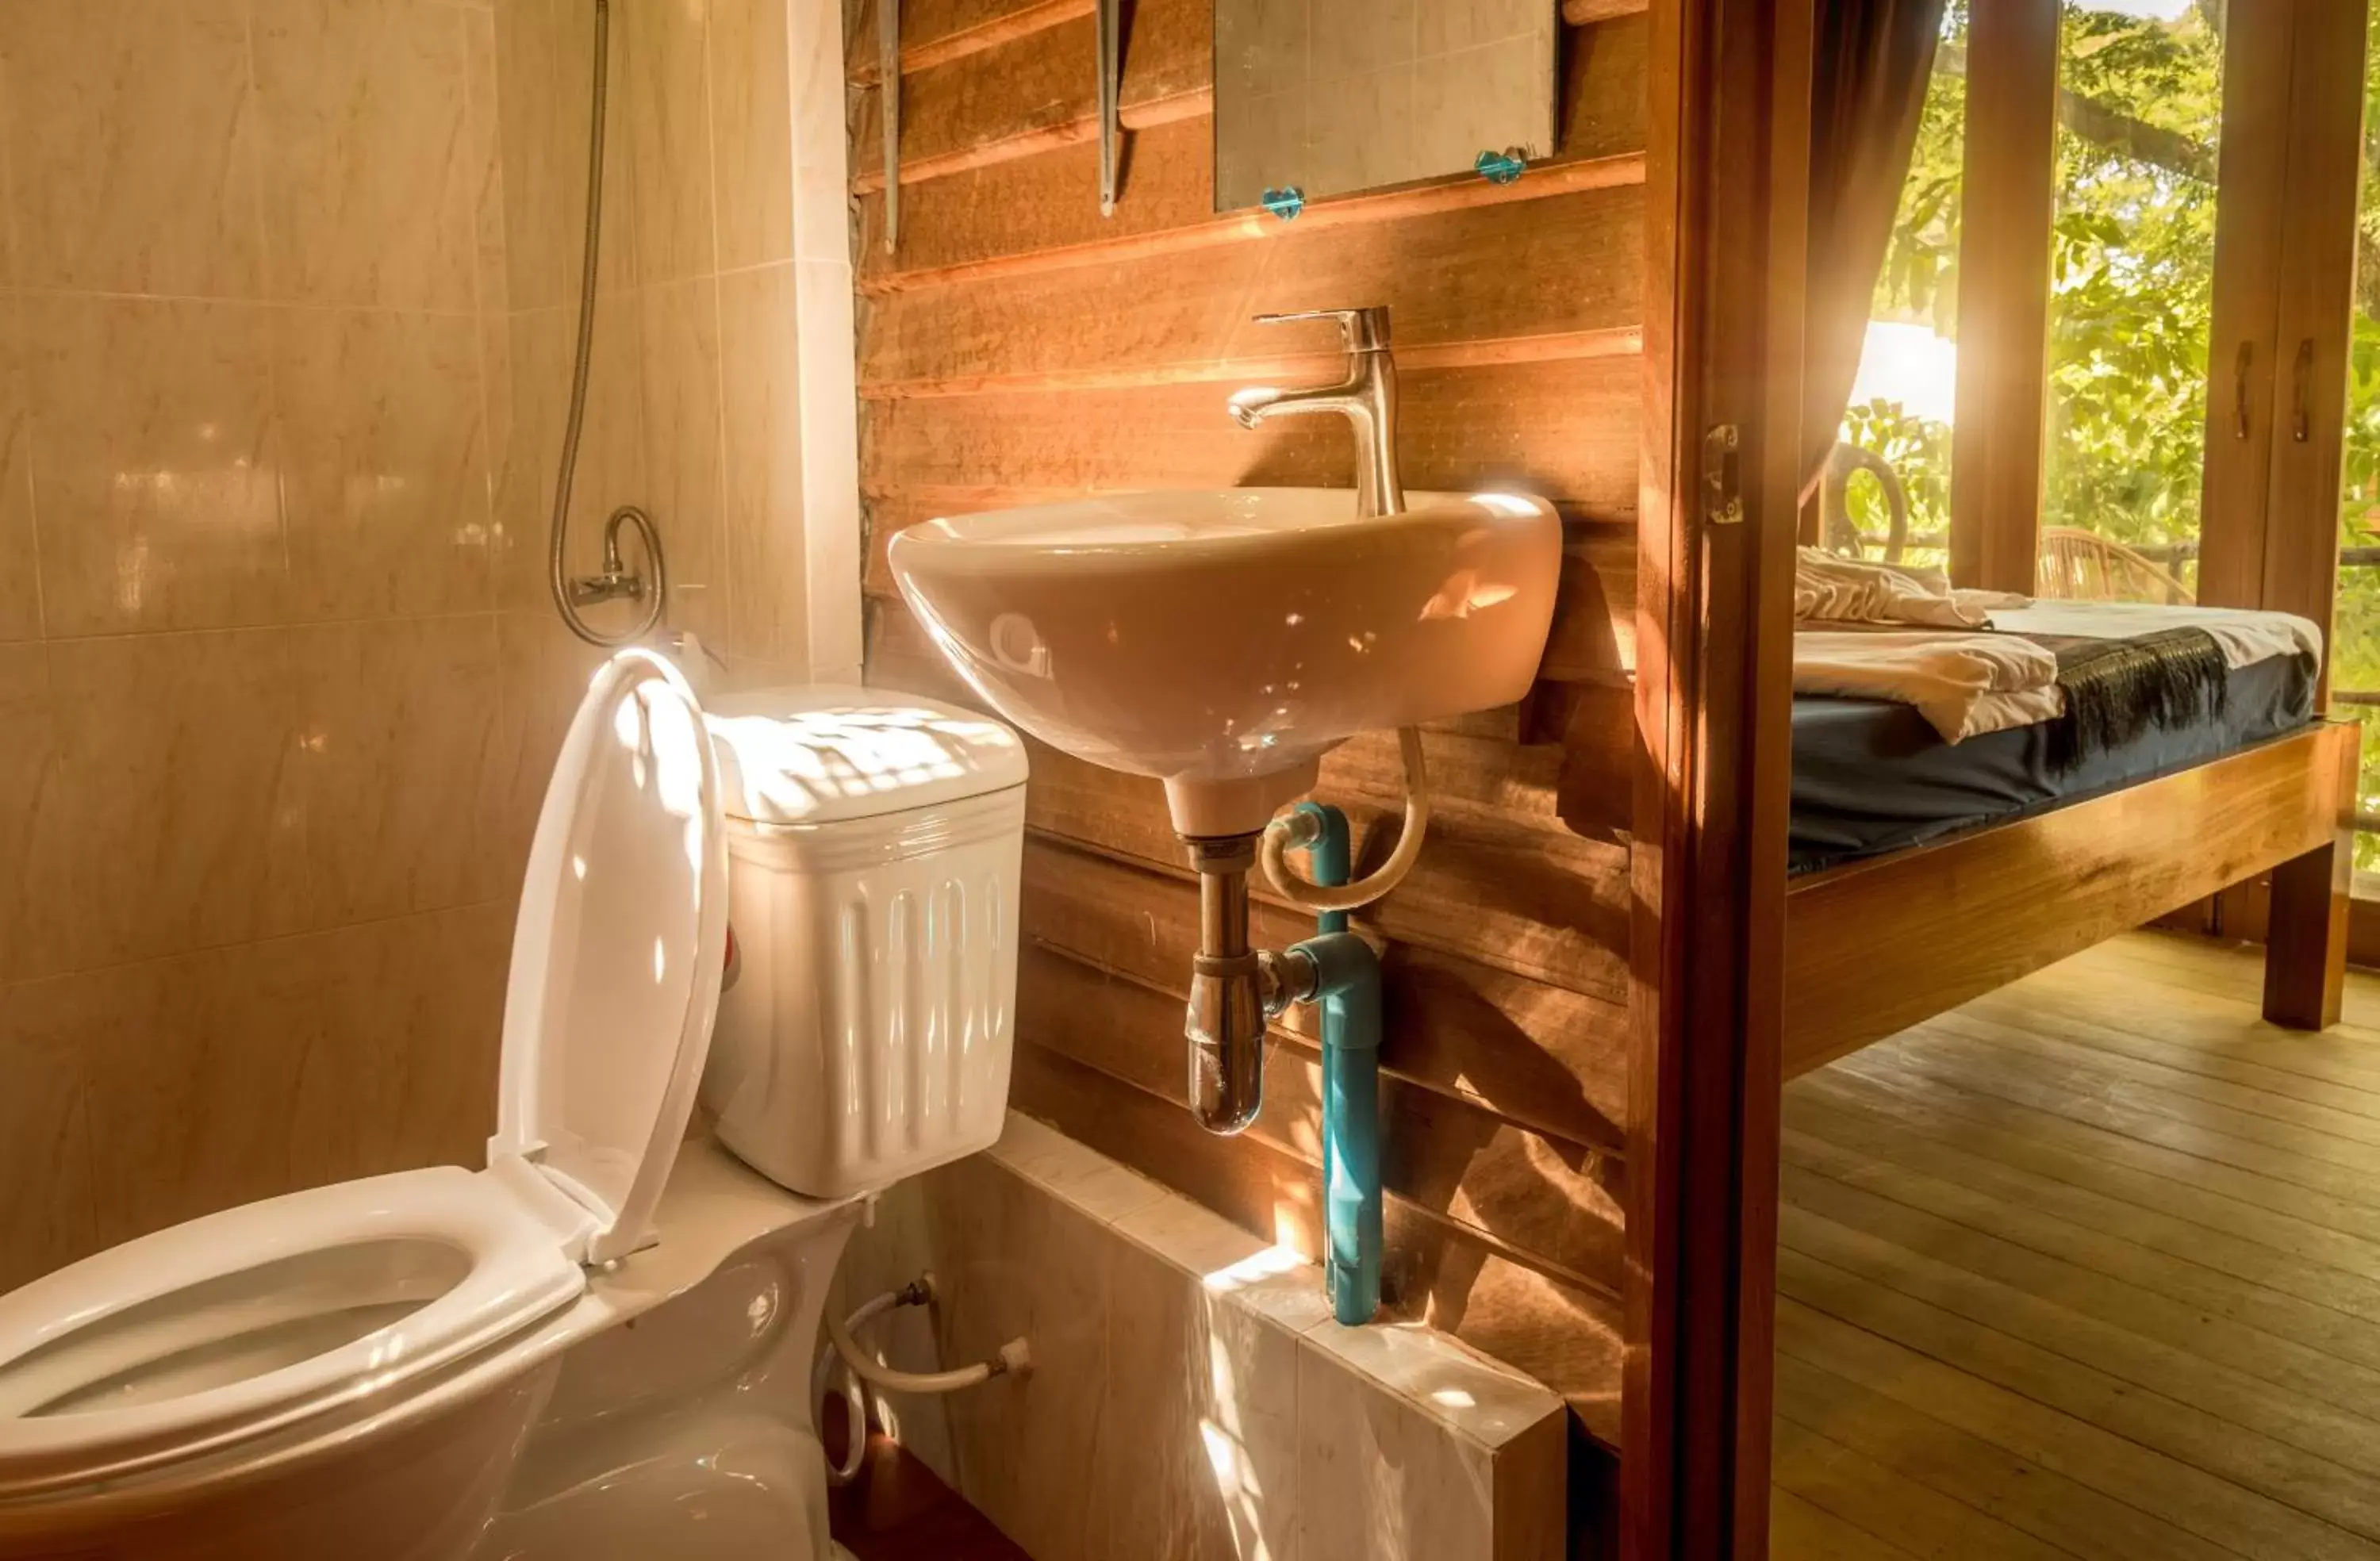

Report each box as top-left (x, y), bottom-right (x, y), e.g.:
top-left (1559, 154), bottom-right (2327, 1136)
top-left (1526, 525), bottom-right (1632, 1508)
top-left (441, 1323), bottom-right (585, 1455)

top-left (1627, 0), bottom-right (1807, 1552)
top-left (2265, 838), bottom-right (2351, 1027)
top-left (2264, 724), bottom-right (2356, 1030)
top-left (1947, 0), bottom-right (2059, 595)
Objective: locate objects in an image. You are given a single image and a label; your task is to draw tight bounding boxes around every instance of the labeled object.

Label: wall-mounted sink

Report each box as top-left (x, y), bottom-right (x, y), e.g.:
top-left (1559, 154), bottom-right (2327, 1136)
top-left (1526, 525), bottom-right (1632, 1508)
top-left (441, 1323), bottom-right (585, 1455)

top-left (887, 487), bottom-right (1562, 837)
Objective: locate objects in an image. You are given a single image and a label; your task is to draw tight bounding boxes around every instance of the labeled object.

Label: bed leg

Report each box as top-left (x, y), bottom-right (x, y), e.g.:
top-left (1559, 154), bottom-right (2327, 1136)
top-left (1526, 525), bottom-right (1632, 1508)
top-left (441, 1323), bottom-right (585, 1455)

top-left (2264, 838), bottom-right (2349, 1030)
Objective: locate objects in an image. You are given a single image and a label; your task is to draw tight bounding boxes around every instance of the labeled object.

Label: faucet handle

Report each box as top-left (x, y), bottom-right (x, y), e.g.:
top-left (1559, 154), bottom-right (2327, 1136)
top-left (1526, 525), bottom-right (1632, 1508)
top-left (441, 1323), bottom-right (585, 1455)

top-left (1252, 306), bottom-right (1391, 352)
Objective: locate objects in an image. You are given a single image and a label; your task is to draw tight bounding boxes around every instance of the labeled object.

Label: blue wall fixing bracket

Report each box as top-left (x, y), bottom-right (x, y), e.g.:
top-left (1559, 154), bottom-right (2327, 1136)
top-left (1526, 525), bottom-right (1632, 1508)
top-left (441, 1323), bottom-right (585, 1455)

top-left (1285, 802), bottom-right (1382, 1325)
top-left (1475, 149), bottom-right (1527, 186)
top-left (1261, 186), bottom-right (1306, 221)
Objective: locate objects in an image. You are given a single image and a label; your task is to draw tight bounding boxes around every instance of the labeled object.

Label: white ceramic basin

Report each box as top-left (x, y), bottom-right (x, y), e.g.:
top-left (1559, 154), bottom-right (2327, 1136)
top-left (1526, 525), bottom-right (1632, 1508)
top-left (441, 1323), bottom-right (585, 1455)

top-left (887, 488), bottom-right (1563, 837)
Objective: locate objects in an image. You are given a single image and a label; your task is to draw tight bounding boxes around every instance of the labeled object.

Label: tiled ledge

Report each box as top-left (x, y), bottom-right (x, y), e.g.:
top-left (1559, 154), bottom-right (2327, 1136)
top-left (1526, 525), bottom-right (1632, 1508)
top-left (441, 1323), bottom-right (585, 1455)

top-left (836, 1110), bottom-right (1566, 1561)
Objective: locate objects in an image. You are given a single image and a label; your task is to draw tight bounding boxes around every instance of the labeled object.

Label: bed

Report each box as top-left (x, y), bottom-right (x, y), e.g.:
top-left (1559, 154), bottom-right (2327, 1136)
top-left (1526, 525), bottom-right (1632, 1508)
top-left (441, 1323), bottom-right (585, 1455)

top-left (1778, 588), bottom-right (2357, 1081)
top-left (1790, 650), bottom-right (2318, 873)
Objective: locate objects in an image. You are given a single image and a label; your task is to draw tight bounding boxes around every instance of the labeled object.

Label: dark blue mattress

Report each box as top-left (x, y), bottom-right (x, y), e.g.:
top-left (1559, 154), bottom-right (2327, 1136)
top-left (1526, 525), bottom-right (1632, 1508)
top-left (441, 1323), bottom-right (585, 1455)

top-left (1790, 652), bottom-right (2317, 875)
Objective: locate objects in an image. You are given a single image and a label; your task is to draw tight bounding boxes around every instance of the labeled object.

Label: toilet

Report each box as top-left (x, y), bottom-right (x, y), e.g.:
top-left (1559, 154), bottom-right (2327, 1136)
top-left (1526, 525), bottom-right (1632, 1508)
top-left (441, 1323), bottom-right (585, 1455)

top-left (0, 650), bottom-right (1029, 1561)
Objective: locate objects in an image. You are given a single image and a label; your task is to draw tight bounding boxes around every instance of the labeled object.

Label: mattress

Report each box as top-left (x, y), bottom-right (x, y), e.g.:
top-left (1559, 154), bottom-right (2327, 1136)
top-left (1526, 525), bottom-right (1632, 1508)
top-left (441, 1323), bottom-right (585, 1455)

top-left (1789, 650), bottom-right (2317, 875)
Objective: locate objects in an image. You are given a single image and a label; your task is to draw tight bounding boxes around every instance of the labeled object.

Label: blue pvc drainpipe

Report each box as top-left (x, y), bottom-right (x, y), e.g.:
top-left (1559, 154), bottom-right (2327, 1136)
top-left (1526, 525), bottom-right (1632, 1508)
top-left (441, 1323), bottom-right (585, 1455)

top-left (1286, 801), bottom-right (1383, 1325)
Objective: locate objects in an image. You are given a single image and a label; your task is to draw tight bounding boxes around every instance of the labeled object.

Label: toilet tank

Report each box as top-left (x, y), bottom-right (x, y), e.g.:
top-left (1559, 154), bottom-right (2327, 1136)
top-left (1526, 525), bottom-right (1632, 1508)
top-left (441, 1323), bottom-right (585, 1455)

top-left (698, 686), bottom-right (1028, 1199)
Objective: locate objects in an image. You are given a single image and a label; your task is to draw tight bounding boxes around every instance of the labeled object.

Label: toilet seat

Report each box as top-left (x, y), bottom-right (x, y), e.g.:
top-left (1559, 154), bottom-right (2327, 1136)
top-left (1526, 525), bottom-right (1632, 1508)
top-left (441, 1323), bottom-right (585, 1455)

top-left (0, 1167), bottom-right (586, 1498)
top-left (0, 650), bottom-right (731, 1503)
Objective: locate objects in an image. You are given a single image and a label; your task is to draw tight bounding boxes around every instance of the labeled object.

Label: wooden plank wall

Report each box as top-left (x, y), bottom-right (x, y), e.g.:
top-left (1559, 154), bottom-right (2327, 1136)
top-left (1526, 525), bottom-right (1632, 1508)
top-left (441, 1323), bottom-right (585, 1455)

top-left (849, 0), bottom-right (1649, 1456)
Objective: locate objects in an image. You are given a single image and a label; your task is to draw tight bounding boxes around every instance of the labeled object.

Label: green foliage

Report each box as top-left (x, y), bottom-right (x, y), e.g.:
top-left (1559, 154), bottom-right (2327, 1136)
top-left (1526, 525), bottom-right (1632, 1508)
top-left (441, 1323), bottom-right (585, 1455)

top-left (1845, 2), bottom-right (2225, 570)
top-left (1841, 0), bottom-right (2380, 863)
top-left (2339, 17), bottom-right (2380, 862)
top-left (2040, 3), bottom-right (2221, 567)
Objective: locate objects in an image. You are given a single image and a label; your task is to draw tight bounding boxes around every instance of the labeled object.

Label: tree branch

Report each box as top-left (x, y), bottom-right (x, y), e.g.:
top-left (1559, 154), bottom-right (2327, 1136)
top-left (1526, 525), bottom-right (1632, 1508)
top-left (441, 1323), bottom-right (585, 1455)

top-left (2056, 90), bottom-right (2216, 181)
top-left (1937, 43), bottom-right (2215, 183)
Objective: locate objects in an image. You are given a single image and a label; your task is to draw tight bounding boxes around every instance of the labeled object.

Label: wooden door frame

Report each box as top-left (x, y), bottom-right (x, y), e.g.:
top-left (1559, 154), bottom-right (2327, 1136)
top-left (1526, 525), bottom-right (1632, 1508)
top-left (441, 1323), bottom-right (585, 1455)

top-left (1626, 0), bottom-right (1810, 1554)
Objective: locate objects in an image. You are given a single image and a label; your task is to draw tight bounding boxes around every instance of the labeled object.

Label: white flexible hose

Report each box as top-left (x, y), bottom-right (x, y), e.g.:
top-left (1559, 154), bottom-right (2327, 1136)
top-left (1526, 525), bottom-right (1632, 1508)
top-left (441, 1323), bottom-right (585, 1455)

top-left (826, 1283), bottom-right (1031, 1396)
top-left (1258, 726), bottom-right (1430, 912)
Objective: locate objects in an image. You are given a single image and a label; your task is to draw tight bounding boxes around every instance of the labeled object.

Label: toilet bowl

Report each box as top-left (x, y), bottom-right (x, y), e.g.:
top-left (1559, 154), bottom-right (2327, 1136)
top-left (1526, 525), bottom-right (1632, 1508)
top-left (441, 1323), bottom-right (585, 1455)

top-left (0, 651), bottom-right (1027, 1561)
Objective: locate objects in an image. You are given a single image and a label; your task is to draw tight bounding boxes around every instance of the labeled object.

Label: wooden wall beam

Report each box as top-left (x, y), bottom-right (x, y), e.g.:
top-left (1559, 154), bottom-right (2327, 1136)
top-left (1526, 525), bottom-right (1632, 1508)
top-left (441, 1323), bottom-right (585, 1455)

top-left (1019, 835), bottom-right (1633, 1149)
top-left (849, 0), bottom-right (1211, 194)
top-left (860, 362), bottom-right (1642, 516)
top-left (862, 151), bottom-right (1648, 299)
top-left (846, 0), bottom-right (1092, 83)
top-left (1947, 0), bottom-right (2059, 593)
top-left (851, 9), bottom-right (1651, 262)
top-left (1018, 941), bottom-right (1628, 1291)
top-left (862, 330), bottom-right (1641, 401)
top-left (859, 181), bottom-right (1644, 389)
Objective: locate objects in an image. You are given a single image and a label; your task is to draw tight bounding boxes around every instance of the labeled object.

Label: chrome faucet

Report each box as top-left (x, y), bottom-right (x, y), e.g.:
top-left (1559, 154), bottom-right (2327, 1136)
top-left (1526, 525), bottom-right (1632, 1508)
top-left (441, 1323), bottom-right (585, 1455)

top-left (1227, 306), bottom-right (1405, 517)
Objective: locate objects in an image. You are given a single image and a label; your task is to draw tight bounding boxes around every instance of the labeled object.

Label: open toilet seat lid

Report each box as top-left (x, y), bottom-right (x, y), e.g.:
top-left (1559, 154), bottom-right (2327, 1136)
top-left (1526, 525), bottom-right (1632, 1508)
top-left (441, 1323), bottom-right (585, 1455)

top-left (489, 646), bottom-right (731, 1267)
top-left (0, 651), bottom-right (729, 1498)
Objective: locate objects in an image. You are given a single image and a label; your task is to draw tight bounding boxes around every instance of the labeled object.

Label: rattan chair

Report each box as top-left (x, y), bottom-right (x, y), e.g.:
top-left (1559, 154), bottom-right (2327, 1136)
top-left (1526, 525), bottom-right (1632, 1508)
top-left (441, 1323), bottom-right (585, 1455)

top-left (2036, 527), bottom-right (2194, 604)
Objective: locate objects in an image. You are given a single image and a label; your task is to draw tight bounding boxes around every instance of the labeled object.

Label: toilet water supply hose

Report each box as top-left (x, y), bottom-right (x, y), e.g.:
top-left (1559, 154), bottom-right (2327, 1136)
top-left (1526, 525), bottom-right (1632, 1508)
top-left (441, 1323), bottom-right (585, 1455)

top-left (816, 1274), bottom-right (1031, 1483)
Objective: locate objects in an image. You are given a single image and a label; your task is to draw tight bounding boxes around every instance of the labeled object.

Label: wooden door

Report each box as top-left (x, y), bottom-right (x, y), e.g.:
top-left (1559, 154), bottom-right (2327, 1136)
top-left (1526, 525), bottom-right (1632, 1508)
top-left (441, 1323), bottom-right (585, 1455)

top-left (2196, 0), bottom-right (2299, 609)
top-left (2205, 0), bottom-right (2377, 942)
top-left (2263, 2), bottom-right (2370, 637)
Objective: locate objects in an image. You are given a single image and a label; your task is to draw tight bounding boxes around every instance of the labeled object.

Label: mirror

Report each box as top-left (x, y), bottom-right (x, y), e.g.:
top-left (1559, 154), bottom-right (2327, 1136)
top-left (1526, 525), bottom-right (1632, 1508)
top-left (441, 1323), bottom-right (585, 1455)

top-left (1212, 2), bottom-right (1558, 213)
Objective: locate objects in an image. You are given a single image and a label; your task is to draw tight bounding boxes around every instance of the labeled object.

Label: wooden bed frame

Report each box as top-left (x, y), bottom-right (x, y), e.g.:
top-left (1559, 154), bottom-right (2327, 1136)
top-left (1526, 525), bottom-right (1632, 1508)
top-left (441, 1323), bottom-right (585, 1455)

top-left (1781, 719), bottom-right (2361, 1080)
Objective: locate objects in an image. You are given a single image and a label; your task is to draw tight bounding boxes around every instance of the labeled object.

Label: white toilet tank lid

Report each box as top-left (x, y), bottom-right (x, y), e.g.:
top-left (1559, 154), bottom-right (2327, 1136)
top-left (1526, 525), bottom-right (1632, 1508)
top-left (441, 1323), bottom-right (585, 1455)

top-left (703, 684), bottom-right (1028, 827)
top-left (490, 649), bottom-right (730, 1266)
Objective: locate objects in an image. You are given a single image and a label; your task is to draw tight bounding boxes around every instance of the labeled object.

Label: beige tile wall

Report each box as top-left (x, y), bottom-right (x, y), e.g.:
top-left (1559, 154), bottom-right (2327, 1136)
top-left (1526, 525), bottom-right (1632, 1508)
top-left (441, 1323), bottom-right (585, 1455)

top-left (489, 0), bottom-right (820, 693)
top-left (839, 1114), bottom-right (1568, 1561)
top-left (0, 0), bottom-right (824, 1291)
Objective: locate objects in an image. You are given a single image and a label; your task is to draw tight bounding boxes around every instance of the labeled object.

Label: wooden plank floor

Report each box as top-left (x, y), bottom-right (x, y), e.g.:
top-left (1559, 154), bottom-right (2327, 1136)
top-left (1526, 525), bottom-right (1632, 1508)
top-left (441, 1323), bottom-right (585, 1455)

top-left (1773, 931), bottom-right (2380, 1561)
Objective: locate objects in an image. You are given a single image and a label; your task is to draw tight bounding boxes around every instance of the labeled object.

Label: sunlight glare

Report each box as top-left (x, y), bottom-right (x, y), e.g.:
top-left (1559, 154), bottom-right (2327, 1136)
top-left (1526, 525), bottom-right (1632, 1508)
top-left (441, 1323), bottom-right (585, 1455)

top-left (1203, 1244), bottom-right (1307, 1295)
top-left (709, 704), bottom-right (1019, 823)
top-left (1850, 320), bottom-right (1958, 424)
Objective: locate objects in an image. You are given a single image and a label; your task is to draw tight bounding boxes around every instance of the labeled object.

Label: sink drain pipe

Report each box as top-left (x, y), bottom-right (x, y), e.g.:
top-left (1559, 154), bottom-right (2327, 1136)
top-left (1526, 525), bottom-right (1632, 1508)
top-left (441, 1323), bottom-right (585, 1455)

top-left (1181, 732), bottom-right (1422, 1322)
